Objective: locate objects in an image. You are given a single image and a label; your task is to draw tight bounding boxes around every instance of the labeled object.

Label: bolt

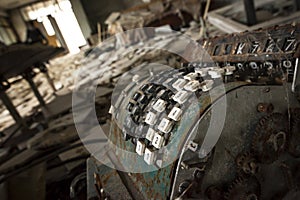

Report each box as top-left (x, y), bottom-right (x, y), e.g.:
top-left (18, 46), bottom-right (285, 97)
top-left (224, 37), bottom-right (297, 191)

top-left (263, 87), bottom-right (270, 93)
top-left (178, 180), bottom-right (192, 194)
top-left (257, 103), bottom-right (274, 113)
top-left (247, 193), bottom-right (258, 200)
top-left (205, 185), bottom-right (223, 200)
top-left (193, 169), bottom-right (204, 180)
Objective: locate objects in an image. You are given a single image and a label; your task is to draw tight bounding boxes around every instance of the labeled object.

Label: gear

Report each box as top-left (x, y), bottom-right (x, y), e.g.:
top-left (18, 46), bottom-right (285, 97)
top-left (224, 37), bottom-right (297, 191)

top-left (205, 185), bottom-right (225, 200)
top-left (289, 108), bottom-right (300, 157)
top-left (281, 190), bottom-right (300, 199)
top-left (225, 176), bottom-right (261, 200)
top-left (252, 113), bottom-right (289, 164)
top-left (293, 163), bottom-right (300, 190)
top-left (236, 152), bottom-right (259, 175)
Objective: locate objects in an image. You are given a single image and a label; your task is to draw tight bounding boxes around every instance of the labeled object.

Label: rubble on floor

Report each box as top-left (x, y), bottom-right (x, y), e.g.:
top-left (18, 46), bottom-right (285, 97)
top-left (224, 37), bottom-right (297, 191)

top-left (0, 24), bottom-right (221, 199)
top-left (105, 0), bottom-right (202, 33)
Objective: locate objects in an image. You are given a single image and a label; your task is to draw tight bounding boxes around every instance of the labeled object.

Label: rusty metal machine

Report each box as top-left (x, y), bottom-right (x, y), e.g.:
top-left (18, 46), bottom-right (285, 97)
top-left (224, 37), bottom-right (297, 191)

top-left (88, 23), bottom-right (300, 200)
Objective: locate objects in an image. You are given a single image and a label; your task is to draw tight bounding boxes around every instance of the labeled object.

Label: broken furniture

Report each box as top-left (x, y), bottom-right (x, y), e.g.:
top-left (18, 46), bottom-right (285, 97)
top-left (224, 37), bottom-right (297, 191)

top-left (208, 0), bottom-right (300, 33)
top-left (105, 0), bottom-right (201, 34)
top-left (0, 44), bottom-right (65, 127)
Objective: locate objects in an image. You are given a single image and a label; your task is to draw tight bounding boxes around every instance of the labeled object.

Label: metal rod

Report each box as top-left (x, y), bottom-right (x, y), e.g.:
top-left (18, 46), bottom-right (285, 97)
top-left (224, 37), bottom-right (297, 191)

top-left (25, 77), bottom-right (46, 107)
top-left (43, 71), bottom-right (56, 92)
top-left (292, 58), bottom-right (299, 93)
top-left (0, 91), bottom-right (26, 127)
top-left (0, 124), bottom-right (22, 146)
top-left (243, 0), bottom-right (257, 26)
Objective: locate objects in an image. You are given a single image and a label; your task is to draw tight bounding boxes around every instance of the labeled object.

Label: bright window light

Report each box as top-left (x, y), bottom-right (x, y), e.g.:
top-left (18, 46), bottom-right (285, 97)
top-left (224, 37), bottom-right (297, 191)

top-left (58, 0), bottom-right (72, 11)
top-left (22, 0), bottom-right (86, 54)
top-left (54, 9), bottom-right (86, 54)
top-left (42, 17), bottom-right (55, 36)
top-left (27, 10), bottom-right (37, 20)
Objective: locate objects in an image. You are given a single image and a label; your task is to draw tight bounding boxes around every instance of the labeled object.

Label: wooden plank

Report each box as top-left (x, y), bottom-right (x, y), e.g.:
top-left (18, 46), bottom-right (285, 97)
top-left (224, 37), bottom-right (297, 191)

top-left (0, 149), bottom-right (39, 172)
top-left (207, 13), bottom-right (248, 33)
top-left (208, 0), bottom-right (300, 33)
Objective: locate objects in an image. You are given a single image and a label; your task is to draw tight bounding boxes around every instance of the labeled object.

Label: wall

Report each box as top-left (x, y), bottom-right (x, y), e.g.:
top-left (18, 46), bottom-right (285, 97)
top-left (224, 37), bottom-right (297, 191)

top-left (0, 9), bottom-right (7, 17)
top-left (80, 0), bottom-right (141, 33)
top-left (70, 0), bottom-right (92, 40)
top-left (9, 9), bottom-right (27, 42)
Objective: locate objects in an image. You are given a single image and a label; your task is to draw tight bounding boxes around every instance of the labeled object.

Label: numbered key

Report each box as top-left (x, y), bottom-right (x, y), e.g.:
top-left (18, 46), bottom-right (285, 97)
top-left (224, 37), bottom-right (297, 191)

top-left (184, 73), bottom-right (198, 81)
top-left (158, 118), bottom-right (173, 134)
top-left (173, 91), bottom-right (189, 104)
top-left (223, 66), bottom-right (236, 75)
top-left (200, 80), bottom-right (214, 92)
top-left (168, 107), bottom-right (182, 121)
top-left (208, 68), bottom-right (224, 79)
top-left (136, 140), bottom-right (146, 156)
top-left (144, 148), bottom-right (156, 165)
top-left (152, 132), bottom-right (165, 149)
top-left (195, 68), bottom-right (209, 77)
top-left (145, 112), bottom-right (157, 125)
top-left (146, 128), bottom-right (155, 141)
top-left (184, 80), bottom-right (200, 92)
top-left (153, 99), bottom-right (167, 112)
top-left (172, 79), bottom-right (187, 91)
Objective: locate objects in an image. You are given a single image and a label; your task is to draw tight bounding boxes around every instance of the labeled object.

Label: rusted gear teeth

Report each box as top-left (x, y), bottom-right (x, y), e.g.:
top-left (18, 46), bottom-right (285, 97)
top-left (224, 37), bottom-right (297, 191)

top-left (277, 163), bottom-right (300, 198)
top-left (289, 108), bottom-right (300, 157)
top-left (294, 164), bottom-right (300, 189)
top-left (236, 152), bottom-right (259, 175)
top-left (280, 190), bottom-right (300, 199)
top-left (225, 176), bottom-right (261, 200)
top-left (251, 113), bottom-right (289, 164)
top-left (205, 185), bottom-right (225, 200)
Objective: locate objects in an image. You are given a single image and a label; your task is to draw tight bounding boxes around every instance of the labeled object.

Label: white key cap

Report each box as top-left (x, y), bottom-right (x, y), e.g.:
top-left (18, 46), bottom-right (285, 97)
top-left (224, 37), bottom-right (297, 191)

top-left (136, 140), bottom-right (146, 156)
top-left (172, 79), bottom-right (187, 91)
top-left (184, 73), bottom-right (198, 81)
top-left (153, 99), bottom-right (166, 112)
top-left (173, 91), bottom-right (189, 104)
top-left (158, 118), bottom-right (173, 133)
top-left (224, 66), bottom-right (236, 75)
top-left (146, 128), bottom-right (155, 141)
top-left (145, 112), bottom-right (157, 125)
top-left (152, 132), bottom-right (165, 149)
top-left (144, 148), bottom-right (156, 165)
top-left (208, 67), bottom-right (224, 79)
top-left (200, 80), bottom-right (214, 92)
top-left (195, 68), bottom-right (209, 77)
top-left (184, 80), bottom-right (200, 92)
top-left (188, 141), bottom-right (199, 152)
top-left (168, 107), bottom-right (182, 121)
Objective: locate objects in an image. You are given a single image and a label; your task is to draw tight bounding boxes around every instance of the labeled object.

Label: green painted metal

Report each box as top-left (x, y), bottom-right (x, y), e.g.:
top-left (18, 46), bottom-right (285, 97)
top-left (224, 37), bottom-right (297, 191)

top-left (102, 82), bottom-right (249, 200)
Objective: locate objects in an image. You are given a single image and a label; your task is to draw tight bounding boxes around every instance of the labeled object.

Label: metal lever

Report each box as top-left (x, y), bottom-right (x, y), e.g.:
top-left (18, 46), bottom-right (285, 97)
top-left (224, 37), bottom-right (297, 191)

top-left (292, 58), bottom-right (300, 93)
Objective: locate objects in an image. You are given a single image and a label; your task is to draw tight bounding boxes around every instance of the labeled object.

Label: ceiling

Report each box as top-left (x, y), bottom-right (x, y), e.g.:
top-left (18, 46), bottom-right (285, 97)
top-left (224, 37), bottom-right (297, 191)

top-left (0, 0), bottom-right (39, 10)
